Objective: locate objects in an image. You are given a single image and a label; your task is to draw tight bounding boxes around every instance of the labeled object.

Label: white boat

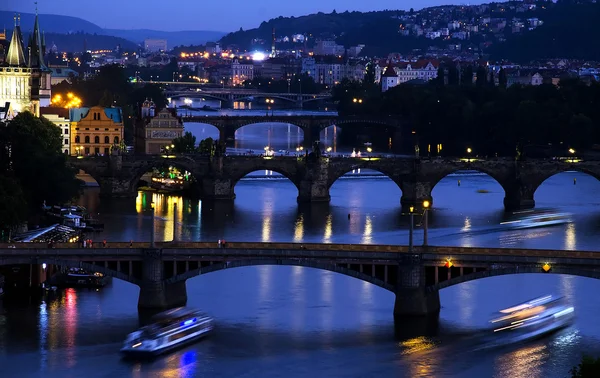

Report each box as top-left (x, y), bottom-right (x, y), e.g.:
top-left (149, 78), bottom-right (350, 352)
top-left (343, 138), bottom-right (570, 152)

top-left (478, 295), bottom-right (574, 350)
top-left (501, 211), bottom-right (572, 229)
top-left (120, 307), bottom-right (214, 357)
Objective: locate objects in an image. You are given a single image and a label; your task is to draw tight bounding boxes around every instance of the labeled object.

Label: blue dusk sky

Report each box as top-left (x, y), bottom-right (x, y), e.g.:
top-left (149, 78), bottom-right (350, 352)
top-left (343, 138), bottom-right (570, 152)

top-left (1, 0), bottom-right (483, 32)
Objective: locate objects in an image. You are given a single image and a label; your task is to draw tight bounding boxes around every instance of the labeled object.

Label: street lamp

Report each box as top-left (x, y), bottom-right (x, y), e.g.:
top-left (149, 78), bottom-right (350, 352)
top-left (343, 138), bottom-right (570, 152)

top-left (568, 148), bottom-right (575, 154)
top-left (422, 200), bottom-right (430, 247)
top-left (408, 206), bottom-right (415, 252)
top-left (366, 147), bottom-right (372, 153)
top-left (467, 147), bottom-right (472, 162)
top-left (150, 202), bottom-right (155, 248)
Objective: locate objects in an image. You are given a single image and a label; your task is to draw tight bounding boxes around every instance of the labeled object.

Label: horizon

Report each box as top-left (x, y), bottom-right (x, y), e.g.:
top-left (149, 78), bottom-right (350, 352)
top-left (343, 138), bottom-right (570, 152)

top-left (0, 0), bottom-right (486, 33)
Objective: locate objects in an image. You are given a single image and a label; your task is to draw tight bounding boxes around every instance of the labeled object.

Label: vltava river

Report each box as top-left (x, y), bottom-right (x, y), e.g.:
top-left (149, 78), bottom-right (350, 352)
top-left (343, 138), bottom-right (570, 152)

top-left (2, 170), bottom-right (600, 377)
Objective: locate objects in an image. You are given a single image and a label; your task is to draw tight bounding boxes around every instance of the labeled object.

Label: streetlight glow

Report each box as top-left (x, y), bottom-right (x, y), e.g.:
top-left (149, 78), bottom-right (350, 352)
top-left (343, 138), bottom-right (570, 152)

top-left (423, 200), bottom-right (430, 209)
top-left (366, 147), bottom-right (372, 153)
top-left (467, 147), bottom-right (472, 154)
top-left (568, 148), bottom-right (575, 154)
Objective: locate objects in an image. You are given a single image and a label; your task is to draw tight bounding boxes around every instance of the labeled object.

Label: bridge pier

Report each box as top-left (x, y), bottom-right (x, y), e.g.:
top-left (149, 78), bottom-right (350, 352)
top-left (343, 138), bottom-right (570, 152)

top-left (503, 185), bottom-right (535, 211)
top-left (200, 178), bottom-right (236, 200)
top-left (393, 259), bottom-right (440, 317)
top-left (138, 249), bottom-right (188, 310)
top-left (98, 177), bottom-right (136, 198)
top-left (400, 181), bottom-right (433, 212)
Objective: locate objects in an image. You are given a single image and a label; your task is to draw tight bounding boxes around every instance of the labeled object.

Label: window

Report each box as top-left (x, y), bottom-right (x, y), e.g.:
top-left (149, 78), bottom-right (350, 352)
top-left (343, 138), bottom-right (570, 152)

top-left (64, 129), bottom-right (68, 134)
top-left (64, 149), bottom-right (69, 154)
top-left (94, 136), bottom-right (100, 143)
top-left (75, 136), bottom-right (80, 143)
top-left (114, 136), bottom-right (119, 144)
top-left (84, 136), bottom-right (90, 143)
top-left (95, 128), bottom-right (100, 131)
top-left (85, 147), bottom-right (90, 154)
top-left (95, 147), bottom-right (100, 154)
top-left (64, 139), bottom-right (68, 145)
top-left (104, 136), bottom-right (110, 143)
top-left (104, 147), bottom-right (109, 155)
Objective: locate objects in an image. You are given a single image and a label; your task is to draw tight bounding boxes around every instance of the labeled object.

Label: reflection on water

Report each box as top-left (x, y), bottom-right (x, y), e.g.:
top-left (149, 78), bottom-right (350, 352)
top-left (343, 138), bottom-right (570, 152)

top-left (494, 344), bottom-right (548, 378)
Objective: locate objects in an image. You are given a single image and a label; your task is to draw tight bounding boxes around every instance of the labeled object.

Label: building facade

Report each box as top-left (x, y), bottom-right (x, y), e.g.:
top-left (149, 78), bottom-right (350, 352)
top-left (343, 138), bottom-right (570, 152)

top-left (0, 14), bottom-right (52, 117)
top-left (70, 106), bottom-right (124, 156)
top-left (231, 59), bottom-right (254, 85)
top-left (135, 100), bottom-right (184, 154)
top-left (40, 107), bottom-right (71, 154)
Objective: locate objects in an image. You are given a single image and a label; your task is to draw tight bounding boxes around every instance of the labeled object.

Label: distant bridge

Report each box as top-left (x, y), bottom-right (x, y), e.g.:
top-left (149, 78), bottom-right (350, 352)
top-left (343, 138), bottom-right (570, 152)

top-left (68, 154), bottom-right (600, 212)
top-left (164, 88), bottom-right (331, 107)
top-left (2, 242), bottom-right (599, 317)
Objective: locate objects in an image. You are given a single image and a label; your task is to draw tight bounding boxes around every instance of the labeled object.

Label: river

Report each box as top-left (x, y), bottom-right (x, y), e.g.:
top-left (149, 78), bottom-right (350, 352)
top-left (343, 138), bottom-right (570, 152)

top-left (2, 169), bottom-right (600, 377)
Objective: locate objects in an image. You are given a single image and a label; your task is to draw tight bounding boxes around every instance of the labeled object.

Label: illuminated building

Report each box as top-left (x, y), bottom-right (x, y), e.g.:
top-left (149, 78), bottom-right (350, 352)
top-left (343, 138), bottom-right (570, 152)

top-left (40, 107), bottom-right (71, 154)
top-left (0, 12), bottom-right (52, 117)
top-left (231, 59), bottom-right (253, 85)
top-left (134, 99), bottom-right (184, 154)
top-left (69, 106), bottom-right (124, 156)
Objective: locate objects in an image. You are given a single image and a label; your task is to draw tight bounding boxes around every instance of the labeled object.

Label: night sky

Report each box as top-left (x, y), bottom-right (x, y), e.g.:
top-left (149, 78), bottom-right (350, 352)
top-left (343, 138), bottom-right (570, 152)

top-left (1, 0), bottom-right (483, 32)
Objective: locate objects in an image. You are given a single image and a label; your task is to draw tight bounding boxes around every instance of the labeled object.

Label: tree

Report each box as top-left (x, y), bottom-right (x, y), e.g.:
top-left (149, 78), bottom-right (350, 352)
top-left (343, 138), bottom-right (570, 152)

top-left (198, 137), bottom-right (216, 156)
top-left (0, 176), bottom-right (27, 235)
top-left (461, 65), bottom-right (474, 86)
top-left (130, 84), bottom-right (168, 111)
top-left (476, 66), bottom-right (488, 87)
top-left (172, 132), bottom-right (196, 153)
top-left (498, 68), bottom-right (508, 89)
top-left (436, 66), bottom-right (445, 86)
top-left (571, 356), bottom-right (600, 377)
top-left (364, 62), bottom-right (376, 84)
top-left (0, 113), bottom-right (81, 219)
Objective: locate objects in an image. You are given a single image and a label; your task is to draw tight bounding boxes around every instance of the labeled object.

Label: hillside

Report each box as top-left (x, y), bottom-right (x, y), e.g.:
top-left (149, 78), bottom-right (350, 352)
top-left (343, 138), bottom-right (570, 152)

top-left (220, 2), bottom-right (600, 61)
top-left (0, 11), bottom-right (224, 50)
top-left (489, 3), bottom-right (600, 62)
top-left (105, 29), bottom-right (226, 47)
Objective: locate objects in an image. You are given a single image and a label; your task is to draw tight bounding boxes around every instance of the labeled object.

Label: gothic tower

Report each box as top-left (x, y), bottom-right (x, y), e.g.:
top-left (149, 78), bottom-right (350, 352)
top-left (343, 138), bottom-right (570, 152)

top-left (28, 8), bottom-right (52, 115)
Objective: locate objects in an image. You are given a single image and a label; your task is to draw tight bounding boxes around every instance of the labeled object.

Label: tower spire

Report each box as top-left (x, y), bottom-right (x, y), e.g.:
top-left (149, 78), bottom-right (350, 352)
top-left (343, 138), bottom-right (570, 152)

top-left (6, 14), bottom-right (26, 66)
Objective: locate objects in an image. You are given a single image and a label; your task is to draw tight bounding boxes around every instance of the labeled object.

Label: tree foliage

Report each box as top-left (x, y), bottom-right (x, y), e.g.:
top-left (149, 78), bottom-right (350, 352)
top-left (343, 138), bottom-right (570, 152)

top-left (172, 131), bottom-right (197, 153)
top-left (571, 356), bottom-right (600, 378)
top-left (333, 76), bottom-right (600, 157)
top-left (0, 113), bottom-right (81, 228)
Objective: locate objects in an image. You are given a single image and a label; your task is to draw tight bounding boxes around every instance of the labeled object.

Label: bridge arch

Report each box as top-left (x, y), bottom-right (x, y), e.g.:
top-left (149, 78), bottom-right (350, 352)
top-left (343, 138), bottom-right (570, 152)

top-left (0, 258), bottom-right (140, 285)
top-left (327, 162), bottom-right (405, 190)
top-left (129, 158), bottom-right (201, 193)
top-left (229, 162), bottom-right (302, 192)
top-left (531, 167), bottom-right (600, 198)
top-left (165, 259), bottom-right (395, 291)
top-left (430, 265), bottom-right (600, 292)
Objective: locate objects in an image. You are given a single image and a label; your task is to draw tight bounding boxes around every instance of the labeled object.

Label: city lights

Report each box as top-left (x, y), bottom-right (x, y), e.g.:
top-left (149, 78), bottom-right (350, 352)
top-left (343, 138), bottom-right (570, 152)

top-left (51, 92), bottom-right (83, 109)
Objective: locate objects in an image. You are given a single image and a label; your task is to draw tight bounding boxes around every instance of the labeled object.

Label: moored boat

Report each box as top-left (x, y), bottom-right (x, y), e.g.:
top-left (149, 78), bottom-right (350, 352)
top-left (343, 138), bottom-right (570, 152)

top-left (120, 307), bottom-right (214, 357)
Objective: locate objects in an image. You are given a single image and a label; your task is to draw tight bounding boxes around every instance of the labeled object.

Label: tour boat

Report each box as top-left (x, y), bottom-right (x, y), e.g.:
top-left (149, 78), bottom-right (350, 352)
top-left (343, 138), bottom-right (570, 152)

top-left (478, 295), bottom-right (574, 349)
top-left (500, 210), bottom-right (572, 230)
top-left (120, 307), bottom-right (214, 357)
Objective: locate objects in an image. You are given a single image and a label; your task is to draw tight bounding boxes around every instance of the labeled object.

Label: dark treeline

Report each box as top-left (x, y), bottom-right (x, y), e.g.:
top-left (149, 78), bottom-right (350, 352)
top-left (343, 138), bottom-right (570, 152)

top-left (334, 68), bottom-right (600, 157)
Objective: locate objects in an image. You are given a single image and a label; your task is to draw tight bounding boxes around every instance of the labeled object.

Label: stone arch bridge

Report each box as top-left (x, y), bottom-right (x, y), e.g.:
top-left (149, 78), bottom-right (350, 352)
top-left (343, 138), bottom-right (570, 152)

top-left (166, 90), bottom-right (331, 109)
top-left (2, 243), bottom-right (600, 317)
top-left (180, 114), bottom-right (402, 149)
top-left (69, 155), bottom-right (600, 211)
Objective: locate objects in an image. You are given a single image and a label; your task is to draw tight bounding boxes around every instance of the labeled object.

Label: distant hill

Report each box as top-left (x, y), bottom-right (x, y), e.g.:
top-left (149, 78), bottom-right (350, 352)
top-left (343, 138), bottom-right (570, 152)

top-left (104, 29), bottom-right (226, 48)
top-left (42, 32), bottom-right (139, 52)
top-left (0, 11), bottom-right (224, 51)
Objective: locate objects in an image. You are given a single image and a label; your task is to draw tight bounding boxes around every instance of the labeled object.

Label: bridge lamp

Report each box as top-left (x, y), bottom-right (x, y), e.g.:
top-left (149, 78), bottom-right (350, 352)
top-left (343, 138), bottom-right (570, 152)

top-left (423, 200), bottom-right (430, 209)
top-left (409, 206), bottom-right (415, 213)
top-left (353, 98), bottom-right (357, 103)
top-left (326, 147), bottom-right (332, 152)
top-left (444, 259), bottom-right (453, 268)
top-left (366, 147), bottom-right (372, 153)
top-left (171, 144), bottom-right (175, 149)
top-left (467, 147), bottom-right (472, 154)
top-left (542, 263), bottom-right (551, 272)
top-left (358, 99), bottom-right (363, 104)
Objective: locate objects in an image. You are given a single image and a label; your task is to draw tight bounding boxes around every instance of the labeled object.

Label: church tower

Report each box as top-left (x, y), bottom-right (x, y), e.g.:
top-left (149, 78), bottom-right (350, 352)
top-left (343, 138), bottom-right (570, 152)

top-left (28, 7), bottom-right (52, 115)
top-left (0, 14), bottom-right (33, 117)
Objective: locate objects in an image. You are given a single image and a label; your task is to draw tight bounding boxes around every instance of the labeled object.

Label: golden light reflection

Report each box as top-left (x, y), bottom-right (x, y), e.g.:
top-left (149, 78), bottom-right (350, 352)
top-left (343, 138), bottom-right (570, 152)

top-left (400, 336), bottom-right (436, 355)
top-left (494, 343), bottom-right (547, 378)
top-left (135, 192), bottom-right (143, 213)
top-left (262, 216), bottom-right (271, 242)
top-left (565, 222), bottom-right (576, 250)
top-left (361, 216), bottom-right (373, 244)
top-left (293, 214), bottom-right (304, 242)
top-left (462, 216), bottom-right (471, 232)
top-left (324, 214), bottom-right (333, 242)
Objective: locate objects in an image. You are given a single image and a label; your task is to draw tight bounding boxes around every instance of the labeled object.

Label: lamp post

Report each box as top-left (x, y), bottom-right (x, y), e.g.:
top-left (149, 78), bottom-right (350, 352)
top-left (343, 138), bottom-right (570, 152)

top-left (407, 206), bottom-right (415, 252)
top-left (172, 202), bottom-right (177, 243)
top-left (422, 200), bottom-right (430, 247)
top-left (467, 147), bottom-right (472, 162)
top-left (150, 202), bottom-right (155, 248)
